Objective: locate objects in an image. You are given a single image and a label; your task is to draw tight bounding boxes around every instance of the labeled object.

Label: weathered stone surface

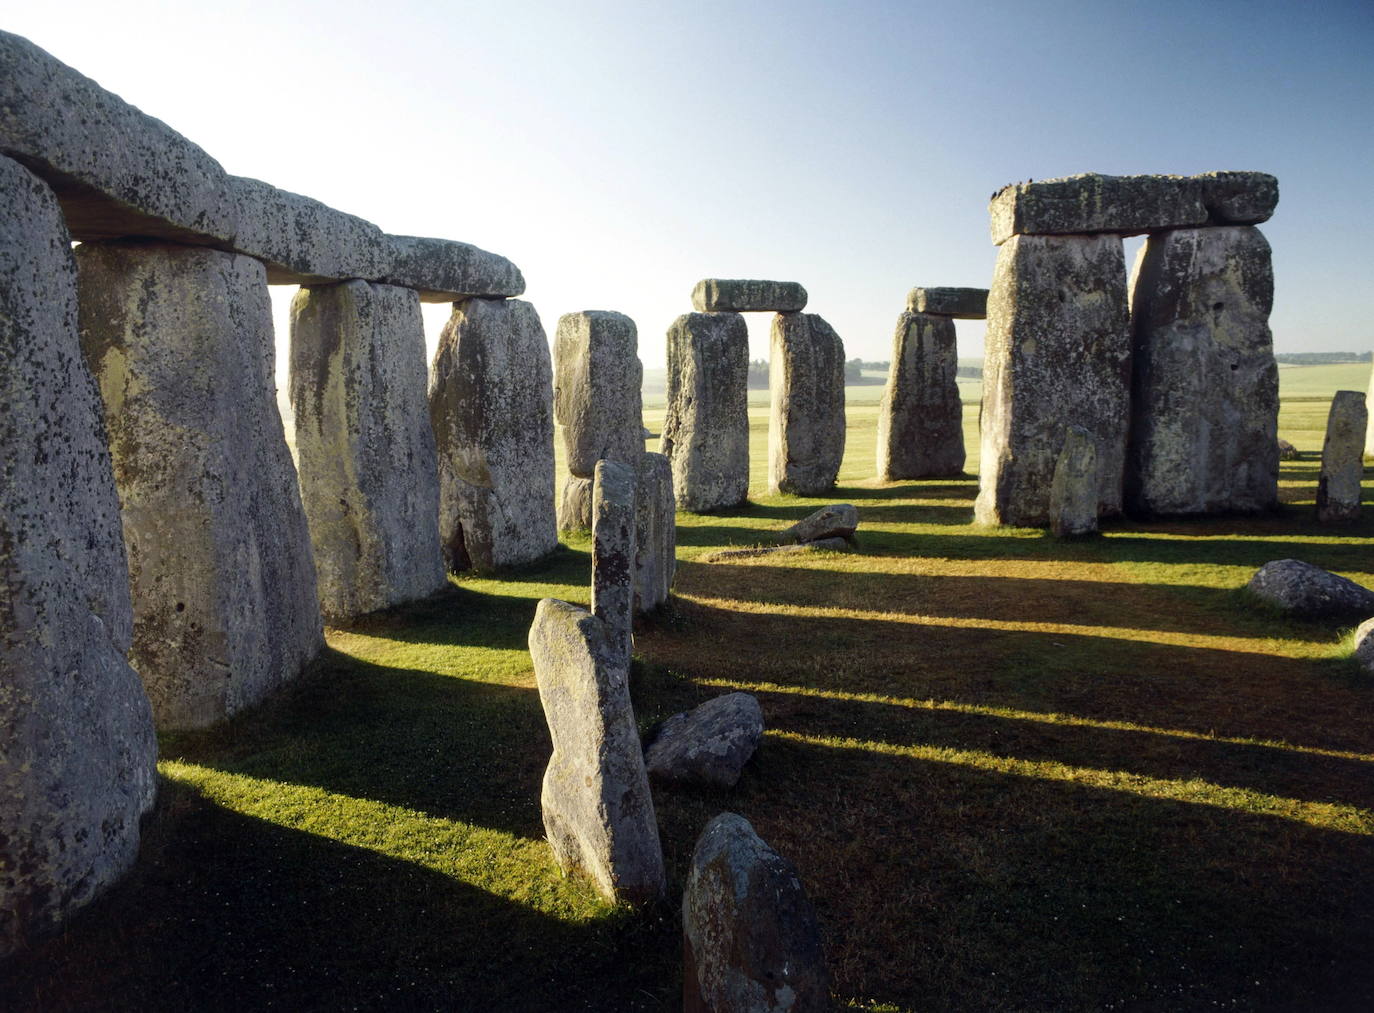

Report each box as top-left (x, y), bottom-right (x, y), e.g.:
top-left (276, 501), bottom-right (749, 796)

top-left (777, 504), bottom-right (859, 544)
top-left (0, 156), bottom-right (157, 959)
top-left (1278, 438), bottom-right (1299, 461)
top-left (1316, 390), bottom-right (1367, 523)
top-left (1353, 618), bottom-right (1374, 677)
top-left (683, 813), bottom-right (830, 1013)
top-left (289, 281), bottom-right (446, 623)
top-left (530, 598), bottom-right (665, 904)
top-left (877, 311), bottom-right (965, 480)
top-left (1050, 426), bottom-right (1099, 537)
top-left (1195, 171), bottom-right (1279, 225)
top-left (975, 234), bottom-right (1131, 527)
top-left (592, 460), bottom-right (636, 669)
top-left (907, 286), bottom-right (988, 319)
top-left (634, 452), bottom-right (677, 614)
top-left (692, 278), bottom-right (807, 313)
top-left (769, 312), bottom-right (846, 495)
top-left (558, 474), bottom-right (595, 531)
top-left (1246, 560), bottom-right (1374, 620)
top-left (661, 312), bottom-right (750, 512)
top-left (554, 311), bottom-right (644, 477)
top-left (429, 298), bottom-right (557, 571)
top-left (230, 177), bottom-right (388, 285)
top-left (379, 235), bottom-right (526, 303)
top-left (1125, 226), bottom-right (1279, 516)
top-left (989, 173), bottom-right (1207, 245)
top-left (77, 240), bottom-right (324, 730)
top-left (645, 693), bottom-right (764, 787)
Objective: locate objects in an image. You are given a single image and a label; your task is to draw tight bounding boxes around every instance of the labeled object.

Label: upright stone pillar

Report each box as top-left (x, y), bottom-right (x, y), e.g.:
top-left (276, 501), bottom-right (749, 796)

top-left (876, 311), bottom-right (965, 479)
top-left (768, 312), bottom-right (846, 495)
top-left (1, 156), bottom-right (158, 959)
top-left (1317, 391), bottom-right (1367, 523)
top-left (592, 459), bottom-right (636, 668)
top-left (429, 297), bottom-right (557, 571)
top-left (634, 452), bottom-right (676, 614)
top-left (1126, 226), bottom-right (1279, 515)
top-left (975, 234), bottom-right (1131, 526)
top-left (289, 281), bottom-right (446, 622)
top-left (661, 312), bottom-right (749, 512)
top-left (76, 241), bottom-right (323, 731)
top-left (1364, 365), bottom-right (1374, 458)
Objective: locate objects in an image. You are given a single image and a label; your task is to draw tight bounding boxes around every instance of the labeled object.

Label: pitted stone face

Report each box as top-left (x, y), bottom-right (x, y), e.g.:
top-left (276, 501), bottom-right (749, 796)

top-left (877, 311), bottom-right (965, 480)
top-left (1050, 426), bottom-right (1100, 537)
top-left (906, 287), bottom-right (989, 319)
top-left (769, 312), bottom-right (846, 496)
top-left (989, 173), bottom-right (1207, 245)
top-left (691, 278), bottom-right (808, 313)
top-left (1316, 391), bottom-right (1367, 523)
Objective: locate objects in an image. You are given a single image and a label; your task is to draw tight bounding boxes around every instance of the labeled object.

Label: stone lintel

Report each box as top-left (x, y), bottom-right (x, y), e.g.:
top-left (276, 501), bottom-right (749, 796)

top-left (691, 278), bottom-right (807, 313)
top-left (906, 286), bottom-right (988, 319)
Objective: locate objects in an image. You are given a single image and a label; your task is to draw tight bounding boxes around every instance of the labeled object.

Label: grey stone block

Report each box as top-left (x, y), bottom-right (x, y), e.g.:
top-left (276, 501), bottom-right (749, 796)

top-left (633, 452), bottom-right (676, 614)
top-left (592, 460), bottom-right (636, 669)
top-left (769, 312), bottom-right (846, 496)
top-left (558, 474), bottom-right (595, 531)
top-left (1194, 171), bottom-right (1279, 225)
top-left (379, 235), bottom-right (526, 302)
top-left (554, 310), bottom-right (644, 477)
top-left (645, 692), bottom-right (763, 787)
top-left (906, 286), bottom-right (988, 319)
top-left (230, 177), bottom-right (389, 285)
top-left (989, 172), bottom-right (1207, 245)
top-left (692, 278), bottom-right (807, 313)
top-left (1317, 391), bottom-right (1367, 523)
top-left (776, 503), bottom-right (858, 544)
top-left (1050, 426), bottom-right (1099, 537)
top-left (876, 311), bottom-right (965, 480)
top-left (1247, 560), bottom-right (1374, 619)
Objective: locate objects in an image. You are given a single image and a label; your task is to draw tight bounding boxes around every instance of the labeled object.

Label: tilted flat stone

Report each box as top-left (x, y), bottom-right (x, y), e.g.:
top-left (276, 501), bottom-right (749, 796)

top-left (989, 172), bottom-right (1207, 245)
top-left (379, 235), bottom-right (526, 302)
top-left (429, 298), bottom-right (557, 571)
top-left (592, 460), bottom-right (636, 669)
top-left (529, 599), bottom-right (665, 904)
top-left (975, 234), bottom-right (1131, 527)
top-left (77, 240), bottom-right (324, 730)
top-left (1353, 619), bottom-right (1374, 677)
top-left (0, 155), bottom-right (157, 959)
top-left (1050, 426), bottom-right (1099, 537)
top-left (634, 452), bottom-right (677, 614)
top-left (661, 312), bottom-right (750, 512)
top-left (705, 537), bottom-right (850, 561)
top-left (1316, 391), bottom-right (1367, 523)
top-left (877, 311), bottom-right (965, 480)
top-left (1246, 560), bottom-right (1374, 620)
top-left (645, 693), bottom-right (764, 787)
top-left (769, 312), bottom-right (846, 495)
top-left (692, 278), bottom-right (807, 313)
top-left (1125, 227), bottom-right (1279, 516)
top-left (289, 281), bottom-right (447, 623)
top-left (906, 286), bottom-right (988, 319)
top-left (776, 503), bottom-right (859, 544)
top-left (1195, 171), bottom-right (1279, 225)
top-left (554, 311), bottom-right (644, 477)
top-left (683, 813), bottom-right (830, 1013)
top-left (558, 474), bottom-right (595, 531)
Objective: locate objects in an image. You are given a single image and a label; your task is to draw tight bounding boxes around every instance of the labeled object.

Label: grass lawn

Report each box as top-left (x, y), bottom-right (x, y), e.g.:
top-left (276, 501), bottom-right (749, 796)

top-left (9, 365), bottom-right (1374, 1011)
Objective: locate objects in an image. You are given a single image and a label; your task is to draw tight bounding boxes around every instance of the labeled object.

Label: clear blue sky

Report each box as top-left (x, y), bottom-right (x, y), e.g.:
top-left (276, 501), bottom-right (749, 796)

top-left (8, 0), bottom-right (1372, 369)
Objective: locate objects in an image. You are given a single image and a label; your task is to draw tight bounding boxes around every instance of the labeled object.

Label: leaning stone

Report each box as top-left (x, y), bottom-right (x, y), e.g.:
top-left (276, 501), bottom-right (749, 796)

top-left (777, 504), bottom-right (859, 544)
top-left (1353, 618), bottom-right (1374, 677)
top-left (692, 278), bottom-right (808, 313)
top-left (429, 298), bottom-right (557, 571)
top-left (645, 693), bottom-right (764, 787)
top-left (989, 172), bottom-right (1206, 245)
top-left (230, 177), bottom-right (388, 284)
top-left (558, 475), bottom-right (595, 531)
top-left (1125, 227), bottom-right (1279, 516)
top-left (661, 312), bottom-right (750, 511)
top-left (1193, 171), bottom-right (1279, 225)
top-left (0, 155), bottom-right (157, 959)
top-left (1246, 560), bottom-right (1374, 620)
top-left (634, 452), bottom-right (677, 614)
top-left (289, 281), bottom-right (447, 623)
top-left (379, 235), bottom-right (526, 303)
top-left (975, 234), bottom-right (1131, 527)
top-left (77, 240), bottom-right (324, 730)
top-left (554, 311), bottom-right (644, 477)
top-left (683, 813), bottom-right (830, 1013)
top-left (1050, 426), bottom-right (1099, 537)
top-left (907, 286), bottom-right (988, 319)
top-left (530, 599), bottom-right (665, 904)
top-left (592, 460), bottom-right (637, 669)
top-left (1278, 438), bottom-right (1299, 461)
top-left (769, 312), bottom-right (846, 495)
top-left (877, 311), bottom-right (965, 480)
top-left (1316, 391), bottom-right (1367, 523)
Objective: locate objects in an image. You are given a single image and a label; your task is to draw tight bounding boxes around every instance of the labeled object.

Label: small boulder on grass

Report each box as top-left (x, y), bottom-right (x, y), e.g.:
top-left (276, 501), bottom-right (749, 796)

top-left (1353, 619), bottom-right (1374, 676)
top-left (1278, 438), bottom-right (1299, 461)
top-left (1247, 559), bottom-right (1374, 620)
top-left (776, 503), bottom-right (858, 545)
top-left (644, 692), bottom-right (763, 787)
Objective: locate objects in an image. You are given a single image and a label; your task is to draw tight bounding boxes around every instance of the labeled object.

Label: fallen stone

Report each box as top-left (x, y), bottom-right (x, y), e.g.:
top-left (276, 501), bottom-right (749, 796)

top-left (1353, 618), bottom-right (1374, 677)
top-left (1050, 426), bottom-right (1099, 537)
top-left (1125, 226), bottom-right (1279, 516)
top-left (429, 297), bottom-right (557, 571)
top-left (645, 693), bottom-right (764, 787)
top-left (906, 286), bottom-right (988, 319)
top-left (529, 598), bottom-right (665, 904)
top-left (1317, 390), bottom-right (1367, 523)
top-left (769, 312), bottom-right (846, 495)
top-left (1278, 438), bottom-right (1299, 461)
top-left (289, 281), bottom-right (447, 623)
top-left (706, 537), bottom-right (850, 561)
top-left (0, 155), bottom-right (158, 959)
top-left (77, 240), bottom-right (324, 730)
top-left (554, 310), bottom-right (644, 477)
top-left (592, 460), bottom-right (636, 669)
top-left (661, 312), bottom-right (750, 512)
top-left (558, 474), bottom-right (594, 531)
top-left (692, 278), bottom-right (808, 313)
top-left (379, 234), bottom-right (525, 303)
top-left (1194, 171), bottom-right (1279, 225)
top-left (877, 311), bottom-right (965, 480)
top-left (989, 172), bottom-right (1207, 245)
top-left (634, 452), bottom-right (677, 614)
top-left (975, 234), bottom-right (1131, 527)
top-left (777, 504), bottom-right (859, 544)
top-left (682, 813), bottom-right (830, 1013)
top-left (1246, 560), bottom-right (1374, 620)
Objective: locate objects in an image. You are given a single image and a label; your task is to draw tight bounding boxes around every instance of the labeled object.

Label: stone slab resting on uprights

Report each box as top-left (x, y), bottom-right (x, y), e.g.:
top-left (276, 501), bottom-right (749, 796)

top-left (691, 278), bottom-right (807, 313)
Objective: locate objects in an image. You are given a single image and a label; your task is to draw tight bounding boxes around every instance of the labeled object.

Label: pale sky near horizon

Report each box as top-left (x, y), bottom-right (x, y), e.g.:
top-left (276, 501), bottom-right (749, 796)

top-left (7, 1), bottom-right (1372, 372)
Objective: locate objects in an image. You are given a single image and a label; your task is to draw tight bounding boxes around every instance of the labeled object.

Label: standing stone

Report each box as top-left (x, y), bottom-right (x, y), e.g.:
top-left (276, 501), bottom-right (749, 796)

top-left (634, 451), bottom-right (676, 614)
top-left (429, 297), bottom-right (557, 571)
top-left (1352, 618), bottom-right (1374, 677)
top-left (76, 240), bottom-right (323, 731)
top-left (1126, 226), bottom-right (1279, 516)
top-left (975, 234), bottom-right (1131, 527)
top-left (877, 311), bottom-right (965, 480)
top-left (592, 460), bottom-right (636, 669)
top-left (1316, 391), bottom-right (1367, 523)
top-left (683, 813), bottom-right (830, 1013)
top-left (558, 474), bottom-right (595, 532)
top-left (289, 281), bottom-right (446, 622)
top-left (769, 312), bottom-right (846, 495)
top-left (1050, 426), bottom-right (1099, 537)
top-left (1364, 365), bottom-right (1374, 459)
top-left (554, 311), bottom-right (644, 476)
top-left (0, 155), bottom-right (157, 959)
top-left (529, 598), bottom-right (665, 904)
top-left (661, 312), bottom-right (749, 512)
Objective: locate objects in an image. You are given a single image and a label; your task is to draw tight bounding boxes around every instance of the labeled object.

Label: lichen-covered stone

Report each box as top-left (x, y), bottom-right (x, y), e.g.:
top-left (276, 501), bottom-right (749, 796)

top-left (0, 155), bottom-right (157, 959)
top-left (289, 281), bottom-right (446, 623)
top-left (691, 278), bottom-right (807, 313)
top-left (230, 177), bottom-right (389, 285)
top-left (777, 503), bottom-right (859, 544)
top-left (429, 298), bottom-right (557, 571)
top-left (558, 474), bottom-right (595, 532)
top-left (529, 598), bottom-right (665, 904)
top-left (989, 173), bottom-right (1207, 245)
top-left (1316, 390), bottom-right (1367, 523)
top-left (906, 286), bottom-right (988, 319)
top-left (1246, 559), bottom-right (1374, 620)
top-left (592, 460), bottom-right (636, 669)
top-left (76, 240), bottom-right (324, 730)
top-left (975, 234), bottom-right (1131, 527)
top-left (1050, 426), bottom-right (1099, 537)
top-left (877, 311), bottom-right (965, 480)
top-left (769, 312), bottom-right (846, 495)
top-left (645, 693), bottom-right (763, 787)
top-left (661, 312), bottom-right (750, 512)
top-left (683, 813), bottom-right (830, 1013)
top-left (554, 311), bottom-right (644, 477)
top-left (1125, 226), bottom-right (1279, 516)
top-left (1194, 171), bottom-right (1279, 225)
top-left (634, 452), bottom-right (676, 614)
top-left (379, 235), bottom-right (525, 303)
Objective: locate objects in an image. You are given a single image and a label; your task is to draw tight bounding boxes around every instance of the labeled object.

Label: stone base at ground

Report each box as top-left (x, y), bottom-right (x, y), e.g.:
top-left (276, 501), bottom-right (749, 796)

top-left (1317, 390), bottom-right (1366, 523)
top-left (877, 311), bottom-right (965, 479)
top-left (769, 312), bottom-right (846, 495)
top-left (1051, 426), bottom-right (1099, 537)
top-left (558, 474), bottom-right (594, 531)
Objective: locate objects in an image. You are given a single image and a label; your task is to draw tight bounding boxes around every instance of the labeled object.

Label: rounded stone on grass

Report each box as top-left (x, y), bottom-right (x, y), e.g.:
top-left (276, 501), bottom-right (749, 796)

top-left (644, 692), bottom-right (764, 788)
top-left (1353, 618), bottom-right (1374, 676)
top-left (1246, 559), bottom-right (1374, 620)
